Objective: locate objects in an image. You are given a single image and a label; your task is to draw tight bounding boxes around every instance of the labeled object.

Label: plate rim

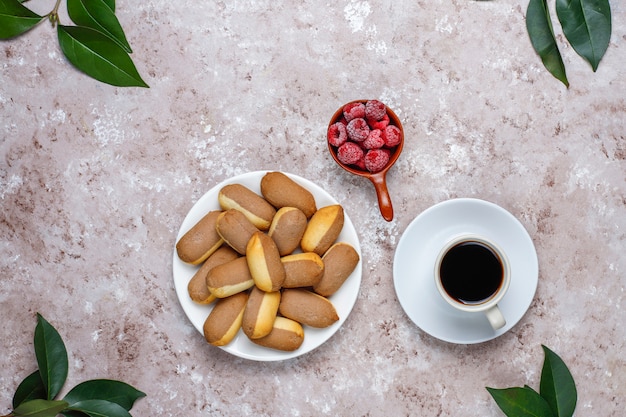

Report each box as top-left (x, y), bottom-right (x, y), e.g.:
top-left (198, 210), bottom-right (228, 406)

top-left (172, 170), bottom-right (362, 361)
top-left (393, 197), bottom-right (538, 344)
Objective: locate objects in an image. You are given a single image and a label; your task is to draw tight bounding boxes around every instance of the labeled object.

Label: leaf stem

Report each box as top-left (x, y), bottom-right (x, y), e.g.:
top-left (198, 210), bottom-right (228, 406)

top-left (48, 0), bottom-right (63, 27)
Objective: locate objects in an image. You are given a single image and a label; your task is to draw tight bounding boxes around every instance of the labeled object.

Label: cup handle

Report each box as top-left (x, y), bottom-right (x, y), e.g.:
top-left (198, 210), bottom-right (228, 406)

top-left (485, 305), bottom-right (506, 330)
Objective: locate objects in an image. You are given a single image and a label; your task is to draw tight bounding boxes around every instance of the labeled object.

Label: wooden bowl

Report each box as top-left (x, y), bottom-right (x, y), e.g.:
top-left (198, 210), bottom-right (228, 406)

top-left (327, 100), bottom-right (404, 222)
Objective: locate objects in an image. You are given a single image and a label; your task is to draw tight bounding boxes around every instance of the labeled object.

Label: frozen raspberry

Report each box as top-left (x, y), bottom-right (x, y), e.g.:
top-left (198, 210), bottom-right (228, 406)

top-left (364, 149), bottom-right (390, 173)
top-left (337, 142), bottom-right (365, 165)
top-left (382, 125), bottom-right (402, 147)
top-left (343, 102), bottom-right (366, 122)
top-left (346, 118), bottom-right (370, 142)
top-left (368, 113), bottom-right (389, 130)
top-left (363, 129), bottom-right (385, 149)
top-left (365, 100), bottom-right (386, 121)
top-left (328, 122), bottom-right (348, 147)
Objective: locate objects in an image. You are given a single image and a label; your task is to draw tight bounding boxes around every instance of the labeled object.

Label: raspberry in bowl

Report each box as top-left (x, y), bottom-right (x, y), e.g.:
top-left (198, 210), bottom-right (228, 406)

top-left (327, 99), bottom-right (404, 222)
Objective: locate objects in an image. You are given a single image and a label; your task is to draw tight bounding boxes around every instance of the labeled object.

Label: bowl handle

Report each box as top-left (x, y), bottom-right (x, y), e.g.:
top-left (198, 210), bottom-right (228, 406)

top-left (369, 173), bottom-right (394, 222)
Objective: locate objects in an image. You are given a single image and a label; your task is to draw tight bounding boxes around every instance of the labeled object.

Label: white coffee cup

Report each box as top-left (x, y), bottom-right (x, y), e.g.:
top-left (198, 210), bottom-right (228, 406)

top-left (434, 234), bottom-right (511, 330)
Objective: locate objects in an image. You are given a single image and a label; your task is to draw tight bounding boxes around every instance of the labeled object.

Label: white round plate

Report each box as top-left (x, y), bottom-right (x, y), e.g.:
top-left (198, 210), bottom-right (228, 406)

top-left (173, 171), bottom-right (362, 361)
top-left (393, 198), bottom-right (538, 344)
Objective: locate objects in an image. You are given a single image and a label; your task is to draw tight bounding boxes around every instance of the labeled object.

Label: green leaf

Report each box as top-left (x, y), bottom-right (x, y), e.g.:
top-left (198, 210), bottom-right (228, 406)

top-left (13, 399), bottom-right (68, 417)
top-left (556, 0), bottom-right (611, 71)
top-left (102, 0), bottom-right (115, 12)
top-left (63, 379), bottom-right (146, 411)
top-left (526, 0), bottom-right (569, 87)
top-left (66, 399), bottom-right (132, 417)
top-left (540, 345), bottom-right (577, 417)
top-left (67, 0), bottom-right (132, 53)
top-left (57, 25), bottom-right (149, 88)
top-left (524, 384), bottom-right (539, 393)
top-left (13, 370), bottom-right (47, 409)
top-left (486, 387), bottom-right (555, 417)
top-left (0, 0), bottom-right (44, 39)
top-left (61, 412), bottom-right (90, 417)
top-left (34, 314), bottom-right (68, 401)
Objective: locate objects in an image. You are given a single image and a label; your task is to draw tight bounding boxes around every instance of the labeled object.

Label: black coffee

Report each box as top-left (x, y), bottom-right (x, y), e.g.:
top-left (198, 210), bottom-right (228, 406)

top-left (439, 240), bottom-right (503, 305)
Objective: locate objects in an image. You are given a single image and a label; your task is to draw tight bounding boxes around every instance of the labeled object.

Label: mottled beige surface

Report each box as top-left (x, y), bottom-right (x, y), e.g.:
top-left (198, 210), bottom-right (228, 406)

top-left (1, 0), bottom-right (625, 416)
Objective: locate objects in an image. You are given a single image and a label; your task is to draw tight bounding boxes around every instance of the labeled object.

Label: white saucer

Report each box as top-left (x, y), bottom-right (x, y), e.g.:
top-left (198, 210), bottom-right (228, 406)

top-left (173, 171), bottom-right (362, 361)
top-left (393, 198), bottom-right (538, 344)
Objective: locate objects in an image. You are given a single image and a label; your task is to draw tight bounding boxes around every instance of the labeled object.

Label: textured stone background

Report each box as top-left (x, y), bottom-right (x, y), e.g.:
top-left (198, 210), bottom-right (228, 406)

top-left (1, 0), bottom-right (625, 415)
